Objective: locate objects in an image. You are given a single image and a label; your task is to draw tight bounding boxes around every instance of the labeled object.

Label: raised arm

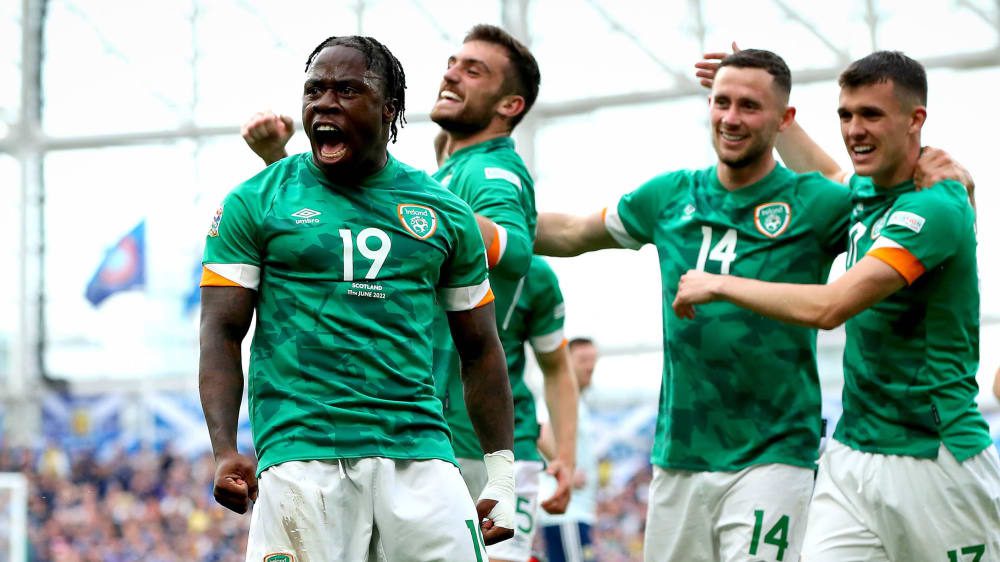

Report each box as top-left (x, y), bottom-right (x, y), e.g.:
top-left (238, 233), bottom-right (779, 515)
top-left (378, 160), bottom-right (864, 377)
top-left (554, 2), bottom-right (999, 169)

top-left (775, 120), bottom-right (849, 182)
top-left (447, 303), bottom-right (516, 545)
top-left (534, 343), bottom-right (578, 515)
top-left (672, 256), bottom-right (906, 330)
top-left (199, 285), bottom-right (258, 514)
top-left (242, 111), bottom-right (295, 166)
top-left (534, 211), bottom-right (620, 257)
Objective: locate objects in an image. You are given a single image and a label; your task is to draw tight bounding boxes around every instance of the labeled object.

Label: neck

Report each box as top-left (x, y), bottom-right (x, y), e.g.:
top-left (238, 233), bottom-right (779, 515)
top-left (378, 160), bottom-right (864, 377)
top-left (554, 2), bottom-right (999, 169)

top-left (716, 152), bottom-right (777, 191)
top-left (873, 141), bottom-right (920, 189)
top-left (319, 152), bottom-right (388, 186)
top-left (444, 122), bottom-right (510, 155)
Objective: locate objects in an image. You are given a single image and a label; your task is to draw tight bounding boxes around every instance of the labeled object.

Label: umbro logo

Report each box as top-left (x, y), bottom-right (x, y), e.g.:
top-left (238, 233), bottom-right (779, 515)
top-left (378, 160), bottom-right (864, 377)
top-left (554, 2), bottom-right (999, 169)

top-left (292, 208), bottom-right (321, 224)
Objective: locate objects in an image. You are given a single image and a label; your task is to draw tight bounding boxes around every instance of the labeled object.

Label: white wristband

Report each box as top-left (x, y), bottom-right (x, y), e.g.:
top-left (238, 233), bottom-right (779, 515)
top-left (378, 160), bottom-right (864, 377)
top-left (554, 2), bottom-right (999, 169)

top-left (478, 449), bottom-right (515, 529)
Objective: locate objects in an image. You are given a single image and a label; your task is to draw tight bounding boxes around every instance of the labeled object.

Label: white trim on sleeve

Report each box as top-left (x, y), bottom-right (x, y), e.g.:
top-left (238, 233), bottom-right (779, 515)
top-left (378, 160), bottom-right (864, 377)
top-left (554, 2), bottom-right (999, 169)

top-left (530, 329), bottom-right (566, 354)
top-left (604, 206), bottom-right (643, 249)
top-left (439, 279), bottom-right (492, 311)
top-left (484, 167), bottom-right (522, 190)
top-left (205, 263), bottom-right (261, 290)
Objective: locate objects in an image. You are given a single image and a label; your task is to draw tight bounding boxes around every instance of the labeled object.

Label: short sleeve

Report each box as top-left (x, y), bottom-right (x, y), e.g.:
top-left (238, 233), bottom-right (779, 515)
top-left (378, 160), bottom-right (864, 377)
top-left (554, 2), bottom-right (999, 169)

top-left (463, 163), bottom-right (533, 280)
top-left (605, 172), bottom-right (683, 249)
top-left (201, 189), bottom-right (262, 290)
top-left (437, 200), bottom-right (493, 311)
top-left (798, 173), bottom-right (852, 257)
top-left (875, 181), bottom-right (969, 271)
top-left (525, 258), bottom-right (567, 353)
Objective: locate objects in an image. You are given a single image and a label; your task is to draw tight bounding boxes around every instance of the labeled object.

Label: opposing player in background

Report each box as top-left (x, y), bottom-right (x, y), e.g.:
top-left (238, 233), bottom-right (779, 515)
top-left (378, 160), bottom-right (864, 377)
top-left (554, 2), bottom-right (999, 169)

top-left (200, 35), bottom-right (515, 561)
top-left (241, 25), bottom-right (578, 562)
top-left (538, 337), bottom-right (600, 562)
top-left (675, 50), bottom-right (1000, 561)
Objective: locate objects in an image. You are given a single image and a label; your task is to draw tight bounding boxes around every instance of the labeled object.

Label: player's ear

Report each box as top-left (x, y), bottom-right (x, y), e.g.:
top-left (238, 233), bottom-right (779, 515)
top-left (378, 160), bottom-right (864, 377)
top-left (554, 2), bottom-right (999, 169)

top-left (909, 106), bottom-right (927, 134)
top-left (496, 95), bottom-right (526, 121)
top-left (778, 106), bottom-right (796, 132)
top-left (383, 98), bottom-right (398, 124)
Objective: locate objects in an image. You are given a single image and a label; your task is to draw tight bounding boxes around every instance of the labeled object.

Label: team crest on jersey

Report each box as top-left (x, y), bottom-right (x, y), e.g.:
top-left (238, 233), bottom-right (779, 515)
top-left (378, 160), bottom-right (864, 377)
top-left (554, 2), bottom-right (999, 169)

top-left (263, 554), bottom-right (294, 562)
top-left (754, 202), bottom-right (791, 238)
top-left (871, 211), bottom-right (889, 239)
top-left (207, 206), bottom-right (223, 237)
top-left (398, 204), bottom-right (438, 239)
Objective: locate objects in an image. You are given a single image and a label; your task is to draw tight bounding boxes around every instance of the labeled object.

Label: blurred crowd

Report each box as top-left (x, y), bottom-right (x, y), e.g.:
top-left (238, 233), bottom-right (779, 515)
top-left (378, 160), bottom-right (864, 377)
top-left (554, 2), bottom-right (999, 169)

top-left (0, 443), bottom-right (250, 562)
top-left (0, 443), bottom-right (652, 561)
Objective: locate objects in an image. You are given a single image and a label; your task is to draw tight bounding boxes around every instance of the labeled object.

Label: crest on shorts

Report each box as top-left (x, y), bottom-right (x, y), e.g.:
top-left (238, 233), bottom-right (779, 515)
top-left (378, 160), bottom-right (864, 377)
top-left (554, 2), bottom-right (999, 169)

top-left (398, 204), bottom-right (438, 240)
top-left (754, 202), bottom-right (791, 238)
top-left (263, 553), bottom-right (294, 562)
top-left (208, 206), bottom-right (223, 238)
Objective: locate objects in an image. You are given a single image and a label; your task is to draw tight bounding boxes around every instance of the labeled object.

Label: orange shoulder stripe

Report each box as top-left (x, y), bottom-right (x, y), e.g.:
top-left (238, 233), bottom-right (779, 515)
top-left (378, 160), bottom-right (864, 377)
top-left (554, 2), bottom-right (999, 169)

top-left (868, 247), bottom-right (926, 285)
top-left (199, 267), bottom-right (242, 288)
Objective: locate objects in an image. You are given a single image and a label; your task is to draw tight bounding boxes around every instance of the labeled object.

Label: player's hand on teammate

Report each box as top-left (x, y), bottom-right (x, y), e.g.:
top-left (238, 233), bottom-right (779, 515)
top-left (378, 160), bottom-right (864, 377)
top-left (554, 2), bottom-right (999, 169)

top-left (212, 451), bottom-right (258, 514)
top-left (915, 146), bottom-right (975, 198)
top-left (694, 42), bottom-right (741, 89)
top-left (673, 270), bottom-right (725, 319)
top-left (539, 459), bottom-right (574, 514)
top-left (241, 111), bottom-right (294, 166)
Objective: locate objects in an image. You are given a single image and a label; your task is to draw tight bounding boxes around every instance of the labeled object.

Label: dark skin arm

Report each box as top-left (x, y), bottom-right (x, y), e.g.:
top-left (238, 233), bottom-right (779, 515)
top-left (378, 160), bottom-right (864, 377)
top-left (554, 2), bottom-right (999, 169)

top-left (199, 285), bottom-right (258, 514)
top-left (446, 302), bottom-right (515, 545)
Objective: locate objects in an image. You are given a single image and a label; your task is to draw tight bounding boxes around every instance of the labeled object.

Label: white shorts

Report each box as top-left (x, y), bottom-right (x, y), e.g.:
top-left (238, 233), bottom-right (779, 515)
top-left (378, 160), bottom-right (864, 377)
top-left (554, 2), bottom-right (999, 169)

top-left (802, 439), bottom-right (1000, 562)
top-left (644, 463), bottom-right (815, 562)
top-left (460, 457), bottom-right (544, 562)
top-left (245, 458), bottom-right (487, 562)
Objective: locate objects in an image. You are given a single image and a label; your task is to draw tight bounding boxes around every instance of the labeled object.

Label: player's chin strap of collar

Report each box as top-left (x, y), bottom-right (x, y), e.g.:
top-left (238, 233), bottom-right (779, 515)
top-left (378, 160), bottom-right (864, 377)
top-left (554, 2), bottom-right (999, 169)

top-left (479, 449), bottom-right (516, 529)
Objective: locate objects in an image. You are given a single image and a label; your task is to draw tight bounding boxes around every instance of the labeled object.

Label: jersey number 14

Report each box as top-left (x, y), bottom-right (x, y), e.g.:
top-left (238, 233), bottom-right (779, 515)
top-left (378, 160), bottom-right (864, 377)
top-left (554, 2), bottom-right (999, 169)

top-left (696, 226), bottom-right (739, 274)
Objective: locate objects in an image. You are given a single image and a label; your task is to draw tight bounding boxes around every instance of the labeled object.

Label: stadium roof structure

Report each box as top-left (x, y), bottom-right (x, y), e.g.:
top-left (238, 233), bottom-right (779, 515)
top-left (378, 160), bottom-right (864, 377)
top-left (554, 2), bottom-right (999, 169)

top-left (2, 0), bottom-right (1000, 443)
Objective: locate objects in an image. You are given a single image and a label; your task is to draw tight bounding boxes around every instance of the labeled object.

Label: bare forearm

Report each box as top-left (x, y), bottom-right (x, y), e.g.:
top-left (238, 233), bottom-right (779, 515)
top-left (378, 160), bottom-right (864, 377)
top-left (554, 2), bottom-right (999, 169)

top-left (534, 212), bottom-right (617, 257)
top-left (540, 351), bottom-right (578, 468)
top-left (776, 120), bottom-right (846, 182)
top-left (199, 337), bottom-right (245, 460)
top-left (462, 347), bottom-right (515, 453)
top-left (716, 276), bottom-right (839, 330)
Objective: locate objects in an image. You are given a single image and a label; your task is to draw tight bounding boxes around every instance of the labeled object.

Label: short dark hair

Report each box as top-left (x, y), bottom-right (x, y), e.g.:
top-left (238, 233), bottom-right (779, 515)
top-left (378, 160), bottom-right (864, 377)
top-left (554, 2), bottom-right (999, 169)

top-left (568, 337), bottom-right (595, 350)
top-left (719, 49), bottom-right (792, 102)
top-left (304, 35), bottom-right (407, 143)
top-left (463, 24), bottom-right (541, 130)
top-left (838, 50), bottom-right (927, 107)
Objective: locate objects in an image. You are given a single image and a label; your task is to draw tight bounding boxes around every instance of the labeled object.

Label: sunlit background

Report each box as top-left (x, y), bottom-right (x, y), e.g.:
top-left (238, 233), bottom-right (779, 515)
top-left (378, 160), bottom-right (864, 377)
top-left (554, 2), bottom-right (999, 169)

top-left (2, 1), bottom-right (999, 560)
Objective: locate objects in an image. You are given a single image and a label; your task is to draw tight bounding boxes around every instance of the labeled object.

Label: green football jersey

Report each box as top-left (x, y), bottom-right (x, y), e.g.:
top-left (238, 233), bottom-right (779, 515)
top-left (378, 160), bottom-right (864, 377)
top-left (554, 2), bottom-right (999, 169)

top-left (202, 153), bottom-right (491, 475)
top-left (837, 176), bottom-right (990, 461)
top-left (503, 257), bottom-right (567, 461)
top-left (430, 137), bottom-right (538, 459)
top-left (607, 164), bottom-right (850, 471)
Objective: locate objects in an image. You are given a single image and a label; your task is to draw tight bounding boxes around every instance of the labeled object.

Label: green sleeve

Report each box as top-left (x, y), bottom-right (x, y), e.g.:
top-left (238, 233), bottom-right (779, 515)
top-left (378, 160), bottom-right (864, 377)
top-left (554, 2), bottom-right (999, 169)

top-left (202, 186), bottom-right (262, 267)
top-left (881, 181), bottom-right (970, 270)
top-left (609, 171), bottom-right (685, 248)
top-left (463, 163), bottom-right (534, 281)
top-left (437, 199), bottom-right (492, 310)
top-left (525, 257), bottom-right (566, 353)
top-left (798, 172), bottom-right (852, 257)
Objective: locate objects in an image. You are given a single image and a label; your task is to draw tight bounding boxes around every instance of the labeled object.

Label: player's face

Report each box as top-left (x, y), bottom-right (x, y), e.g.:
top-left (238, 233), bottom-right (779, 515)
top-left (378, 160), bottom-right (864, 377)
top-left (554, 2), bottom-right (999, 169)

top-left (570, 344), bottom-right (598, 391)
top-left (431, 40), bottom-right (510, 134)
top-left (838, 81), bottom-right (922, 185)
top-left (709, 67), bottom-right (786, 169)
top-left (302, 45), bottom-right (393, 182)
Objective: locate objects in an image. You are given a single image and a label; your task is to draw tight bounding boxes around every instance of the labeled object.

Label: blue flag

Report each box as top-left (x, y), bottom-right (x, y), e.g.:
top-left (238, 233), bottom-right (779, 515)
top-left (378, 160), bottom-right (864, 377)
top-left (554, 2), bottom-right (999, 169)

top-left (85, 221), bottom-right (146, 306)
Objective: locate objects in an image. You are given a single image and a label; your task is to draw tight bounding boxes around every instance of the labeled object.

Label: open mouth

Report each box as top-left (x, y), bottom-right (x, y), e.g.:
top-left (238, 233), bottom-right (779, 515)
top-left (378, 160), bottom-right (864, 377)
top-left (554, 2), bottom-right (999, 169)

top-left (314, 124), bottom-right (348, 162)
top-left (435, 90), bottom-right (463, 106)
top-left (719, 130), bottom-right (748, 144)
